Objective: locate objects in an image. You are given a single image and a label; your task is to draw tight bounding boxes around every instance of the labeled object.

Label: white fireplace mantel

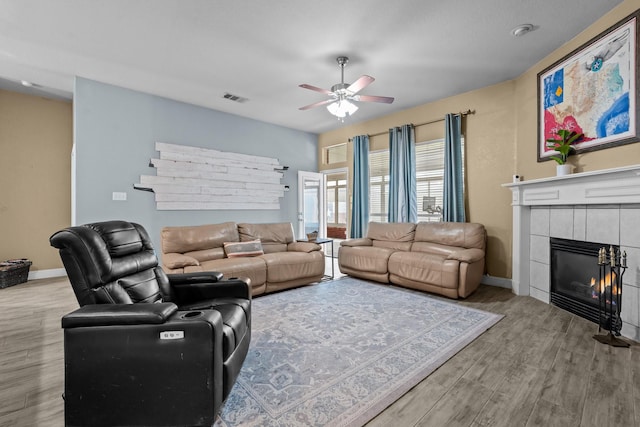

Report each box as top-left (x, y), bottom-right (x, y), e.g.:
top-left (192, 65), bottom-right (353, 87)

top-left (504, 164), bottom-right (640, 207)
top-left (503, 164), bottom-right (640, 296)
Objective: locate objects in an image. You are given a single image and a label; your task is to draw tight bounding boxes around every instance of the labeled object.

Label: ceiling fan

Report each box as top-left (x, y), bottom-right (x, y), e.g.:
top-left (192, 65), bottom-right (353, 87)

top-left (298, 56), bottom-right (394, 119)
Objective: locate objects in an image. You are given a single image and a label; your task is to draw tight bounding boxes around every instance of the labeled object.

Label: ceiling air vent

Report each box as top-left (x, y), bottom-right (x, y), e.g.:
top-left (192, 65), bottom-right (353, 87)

top-left (223, 92), bottom-right (248, 103)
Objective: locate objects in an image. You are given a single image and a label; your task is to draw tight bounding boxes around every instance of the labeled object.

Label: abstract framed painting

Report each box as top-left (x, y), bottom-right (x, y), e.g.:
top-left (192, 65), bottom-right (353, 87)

top-left (537, 9), bottom-right (639, 162)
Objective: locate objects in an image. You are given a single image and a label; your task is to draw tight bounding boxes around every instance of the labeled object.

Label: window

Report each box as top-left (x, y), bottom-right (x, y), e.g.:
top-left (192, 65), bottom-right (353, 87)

top-left (325, 143), bottom-right (347, 164)
top-left (416, 139), bottom-right (445, 222)
top-left (369, 150), bottom-right (389, 223)
top-left (368, 138), bottom-right (464, 223)
top-left (326, 173), bottom-right (347, 226)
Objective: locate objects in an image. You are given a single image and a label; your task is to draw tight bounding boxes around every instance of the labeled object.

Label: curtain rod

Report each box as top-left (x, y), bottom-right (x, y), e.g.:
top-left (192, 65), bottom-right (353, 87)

top-left (348, 109), bottom-right (475, 141)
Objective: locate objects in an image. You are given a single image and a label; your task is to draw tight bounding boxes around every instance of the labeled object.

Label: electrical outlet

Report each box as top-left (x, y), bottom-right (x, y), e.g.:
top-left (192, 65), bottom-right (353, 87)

top-left (112, 192), bottom-right (127, 201)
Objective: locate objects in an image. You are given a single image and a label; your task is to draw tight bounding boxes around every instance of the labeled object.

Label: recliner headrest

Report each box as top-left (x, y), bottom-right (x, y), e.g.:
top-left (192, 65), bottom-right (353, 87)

top-left (50, 220), bottom-right (158, 287)
top-left (50, 220), bottom-right (166, 305)
top-left (87, 221), bottom-right (144, 258)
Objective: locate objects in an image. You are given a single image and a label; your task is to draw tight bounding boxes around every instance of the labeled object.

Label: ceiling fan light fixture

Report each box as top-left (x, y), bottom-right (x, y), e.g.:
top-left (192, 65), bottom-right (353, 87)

top-left (299, 56), bottom-right (393, 118)
top-left (327, 99), bottom-right (358, 119)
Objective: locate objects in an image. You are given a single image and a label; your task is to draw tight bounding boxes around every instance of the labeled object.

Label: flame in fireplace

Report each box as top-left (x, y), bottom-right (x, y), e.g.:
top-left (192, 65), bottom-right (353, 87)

top-left (590, 271), bottom-right (619, 298)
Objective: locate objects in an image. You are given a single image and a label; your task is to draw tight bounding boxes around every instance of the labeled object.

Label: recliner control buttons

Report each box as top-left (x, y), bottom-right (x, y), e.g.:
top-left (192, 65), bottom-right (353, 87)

top-left (160, 331), bottom-right (185, 340)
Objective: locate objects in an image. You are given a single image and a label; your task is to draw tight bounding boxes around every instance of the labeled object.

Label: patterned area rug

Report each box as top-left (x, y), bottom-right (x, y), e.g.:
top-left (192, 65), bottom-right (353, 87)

top-left (216, 278), bottom-right (502, 426)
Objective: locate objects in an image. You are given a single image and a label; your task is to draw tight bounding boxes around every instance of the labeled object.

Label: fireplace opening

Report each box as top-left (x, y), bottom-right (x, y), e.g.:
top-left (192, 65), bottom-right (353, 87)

top-left (549, 238), bottom-right (620, 328)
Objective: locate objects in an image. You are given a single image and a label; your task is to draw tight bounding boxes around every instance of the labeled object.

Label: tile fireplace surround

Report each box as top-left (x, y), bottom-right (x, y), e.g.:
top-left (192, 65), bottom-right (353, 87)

top-left (504, 164), bottom-right (640, 341)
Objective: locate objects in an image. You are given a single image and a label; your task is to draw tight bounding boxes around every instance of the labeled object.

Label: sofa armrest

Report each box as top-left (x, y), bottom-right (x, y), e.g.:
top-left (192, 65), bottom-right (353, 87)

top-left (340, 238), bottom-right (373, 247)
top-left (447, 248), bottom-right (485, 263)
top-left (163, 253), bottom-right (200, 269)
top-left (287, 242), bottom-right (321, 252)
top-left (171, 277), bottom-right (252, 303)
top-left (61, 303), bottom-right (178, 328)
top-left (168, 272), bottom-right (224, 284)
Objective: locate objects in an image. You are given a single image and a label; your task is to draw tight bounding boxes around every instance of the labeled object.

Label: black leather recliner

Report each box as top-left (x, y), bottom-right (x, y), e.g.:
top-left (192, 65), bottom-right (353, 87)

top-left (50, 220), bottom-right (251, 427)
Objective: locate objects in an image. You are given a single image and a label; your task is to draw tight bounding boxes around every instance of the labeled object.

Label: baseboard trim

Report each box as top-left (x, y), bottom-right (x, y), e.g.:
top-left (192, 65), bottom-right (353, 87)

top-left (481, 274), bottom-right (512, 289)
top-left (28, 268), bottom-right (67, 280)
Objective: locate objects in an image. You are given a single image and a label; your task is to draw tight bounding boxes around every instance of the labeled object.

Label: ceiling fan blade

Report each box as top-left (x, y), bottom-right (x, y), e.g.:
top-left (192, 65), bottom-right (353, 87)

top-left (299, 84), bottom-right (333, 95)
top-left (347, 75), bottom-right (374, 94)
top-left (299, 99), bottom-right (336, 110)
top-left (353, 94), bottom-right (395, 104)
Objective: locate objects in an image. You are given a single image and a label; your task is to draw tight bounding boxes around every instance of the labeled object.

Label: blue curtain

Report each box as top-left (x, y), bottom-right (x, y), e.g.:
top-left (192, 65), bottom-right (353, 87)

top-left (388, 124), bottom-right (417, 223)
top-left (443, 114), bottom-right (465, 222)
top-left (350, 135), bottom-right (370, 238)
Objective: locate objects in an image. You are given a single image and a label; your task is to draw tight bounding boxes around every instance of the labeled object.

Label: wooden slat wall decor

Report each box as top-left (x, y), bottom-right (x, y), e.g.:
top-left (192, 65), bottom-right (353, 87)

top-left (134, 142), bottom-right (286, 210)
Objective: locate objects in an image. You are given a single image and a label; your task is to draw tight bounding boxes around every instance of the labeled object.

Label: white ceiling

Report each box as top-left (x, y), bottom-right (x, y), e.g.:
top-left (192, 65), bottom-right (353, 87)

top-left (0, 0), bottom-right (623, 134)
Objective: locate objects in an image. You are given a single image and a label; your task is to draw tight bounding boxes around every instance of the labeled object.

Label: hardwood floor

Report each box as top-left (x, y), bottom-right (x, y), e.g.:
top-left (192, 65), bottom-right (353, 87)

top-left (367, 285), bottom-right (640, 427)
top-left (1, 277), bottom-right (638, 427)
top-left (0, 277), bottom-right (76, 427)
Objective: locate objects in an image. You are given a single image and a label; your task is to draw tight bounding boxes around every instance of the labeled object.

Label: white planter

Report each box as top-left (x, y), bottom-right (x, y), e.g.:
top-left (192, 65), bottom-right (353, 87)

top-left (556, 164), bottom-right (573, 176)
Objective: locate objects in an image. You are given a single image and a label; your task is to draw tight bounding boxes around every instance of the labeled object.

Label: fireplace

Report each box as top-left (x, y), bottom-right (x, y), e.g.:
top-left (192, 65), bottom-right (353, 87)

top-left (549, 237), bottom-right (622, 333)
top-left (504, 165), bottom-right (640, 342)
top-left (549, 238), bottom-right (613, 325)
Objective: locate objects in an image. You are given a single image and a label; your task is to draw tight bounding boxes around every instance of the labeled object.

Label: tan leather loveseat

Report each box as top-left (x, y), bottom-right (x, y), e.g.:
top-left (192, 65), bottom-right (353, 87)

top-left (161, 222), bottom-right (325, 296)
top-left (339, 222), bottom-right (486, 298)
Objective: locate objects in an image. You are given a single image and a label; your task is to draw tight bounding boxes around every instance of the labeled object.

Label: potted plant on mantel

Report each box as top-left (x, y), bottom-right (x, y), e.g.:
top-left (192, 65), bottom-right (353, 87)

top-left (546, 129), bottom-right (584, 176)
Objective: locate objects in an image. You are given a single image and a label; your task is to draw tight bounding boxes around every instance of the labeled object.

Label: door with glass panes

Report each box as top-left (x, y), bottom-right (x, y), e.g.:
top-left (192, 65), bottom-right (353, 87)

top-left (297, 171), bottom-right (326, 240)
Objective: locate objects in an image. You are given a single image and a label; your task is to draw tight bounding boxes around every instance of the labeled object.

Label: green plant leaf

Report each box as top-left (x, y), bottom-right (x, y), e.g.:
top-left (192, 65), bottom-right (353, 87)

top-left (550, 156), bottom-right (564, 164)
top-left (545, 128), bottom-right (583, 164)
top-left (566, 132), bottom-right (582, 144)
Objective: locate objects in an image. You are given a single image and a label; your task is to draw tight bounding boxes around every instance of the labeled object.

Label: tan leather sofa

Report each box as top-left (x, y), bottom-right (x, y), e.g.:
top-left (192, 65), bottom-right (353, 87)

top-left (339, 222), bottom-right (486, 298)
top-left (161, 222), bottom-right (325, 296)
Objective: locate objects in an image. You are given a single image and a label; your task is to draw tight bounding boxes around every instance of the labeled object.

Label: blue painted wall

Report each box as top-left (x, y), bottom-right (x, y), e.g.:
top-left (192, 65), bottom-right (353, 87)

top-left (74, 77), bottom-right (318, 255)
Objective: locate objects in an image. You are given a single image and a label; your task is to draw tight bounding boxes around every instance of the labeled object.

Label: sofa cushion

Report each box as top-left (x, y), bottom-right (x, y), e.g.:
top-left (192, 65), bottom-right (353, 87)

top-left (238, 223), bottom-right (294, 254)
top-left (261, 251), bottom-right (325, 283)
top-left (373, 240), bottom-right (413, 251)
top-left (287, 242), bottom-right (321, 253)
top-left (388, 252), bottom-right (459, 289)
top-left (185, 247), bottom-right (226, 263)
top-left (340, 238), bottom-right (372, 247)
top-left (367, 222), bottom-right (416, 251)
top-left (338, 246), bottom-right (396, 274)
top-left (410, 242), bottom-right (460, 257)
top-left (414, 222), bottom-right (485, 250)
top-left (223, 240), bottom-right (264, 258)
top-left (187, 257), bottom-right (267, 294)
top-left (367, 222), bottom-right (416, 241)
top-left (161, 222), bottom-right (238, 254)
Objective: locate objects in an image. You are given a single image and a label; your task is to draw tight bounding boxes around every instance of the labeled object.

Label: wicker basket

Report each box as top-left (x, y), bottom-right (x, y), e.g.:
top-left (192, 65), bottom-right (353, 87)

top-left (0, 259), bottom-right (32, 289)
top-left (306, 231), bottom-right (318, 242)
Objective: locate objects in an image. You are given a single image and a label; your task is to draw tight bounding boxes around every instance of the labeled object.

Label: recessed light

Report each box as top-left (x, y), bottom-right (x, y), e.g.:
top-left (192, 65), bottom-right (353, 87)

top-left (511, 24), bottom-right (534, 37)
top-left (20, 80), bottom-right (34, 87)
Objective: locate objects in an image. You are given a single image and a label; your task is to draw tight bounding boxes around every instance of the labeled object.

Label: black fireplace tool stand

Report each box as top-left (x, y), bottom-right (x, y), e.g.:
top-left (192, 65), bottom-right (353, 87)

top-left (593, 246), bottom-right (629, 348)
